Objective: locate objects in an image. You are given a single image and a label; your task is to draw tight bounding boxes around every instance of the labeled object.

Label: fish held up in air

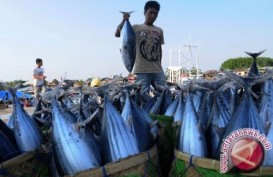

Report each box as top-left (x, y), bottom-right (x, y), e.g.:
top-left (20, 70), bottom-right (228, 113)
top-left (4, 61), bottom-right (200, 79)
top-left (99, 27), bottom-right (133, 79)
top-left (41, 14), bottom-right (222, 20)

top-left (119, 11), bottom-right (136, 73)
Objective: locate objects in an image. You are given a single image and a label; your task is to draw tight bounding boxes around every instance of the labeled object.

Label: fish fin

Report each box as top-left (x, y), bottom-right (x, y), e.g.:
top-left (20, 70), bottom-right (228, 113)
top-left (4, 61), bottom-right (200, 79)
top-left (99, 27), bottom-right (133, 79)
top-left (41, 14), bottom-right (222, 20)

top-left (214, 126), bottom-right (225, 137)
top-left (265, 122), bottom-right (271, 135)
top-left (34, 116), bottom-right (52, 126)
top-left (195, 77), bottom-right (231, 91)
top-left (251, 90), bottom-right (260, 100)
top-left (223, 70), bottom-right (246, 87)
top-left (119, 11), bottom-right (134, 14)
top-left (33, 107), bottom-right (52, 115)
top-left (78, 108), bottom-right (99, 127)
top-left (251, 69), bottom-right (273, 86)
top-left (245, 49), bottom-right (266, 59)
top-left (40, 73), bottom-right (67, 99)
top-left (149, 120), bottom-right (159, 129)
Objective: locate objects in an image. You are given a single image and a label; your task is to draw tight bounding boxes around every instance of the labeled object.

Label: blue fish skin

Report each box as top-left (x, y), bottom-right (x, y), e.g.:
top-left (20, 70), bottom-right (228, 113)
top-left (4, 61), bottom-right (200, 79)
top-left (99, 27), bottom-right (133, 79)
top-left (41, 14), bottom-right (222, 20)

top-left (0, 119), bottom-right (17, 147)
top-left (177, 93), bottom-right (207, 157)
top-left (149, 92), bottom-right (164, 115)
top-left (218, 81), bottom-right (240, 117)
top-left (101, 97), bottom-right (139, 164)
top-left (0, 131), bottom-right (19, 161)
top-left (11, 95), bottom-right (45, 152)
top-left (122, 92), bottom-right (154, 151)
top-left (260, 79), bottom-right (273, 166)
top-left (215, 88), bottom-right (265, 160)
top-left (51, 98), bottom-right (101, 175)
top-left (263, 120), bottom-right (273, 166)
top-left (259, 79), bottom-right (273, 134)
top-left (121, 93), bottom-right (133, 128)
top-left (206, 92), bottom-right (231, 158)
top-left (130, 99), bottom-right (154, 152)
top-left (120, 20), bottom-right (136, 73)
top-left (173, 95), bottom-right (184, 123)
top-left (164, 94), bottom-right (180, 117)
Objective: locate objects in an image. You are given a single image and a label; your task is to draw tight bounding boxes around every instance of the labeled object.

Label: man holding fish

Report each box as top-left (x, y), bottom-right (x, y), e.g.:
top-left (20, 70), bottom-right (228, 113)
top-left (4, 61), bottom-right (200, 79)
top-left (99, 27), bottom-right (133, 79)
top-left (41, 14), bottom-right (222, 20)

top-left (33, 58), bottom-right (47, 101)
top-left (115, 1), bottom-right (166, 97)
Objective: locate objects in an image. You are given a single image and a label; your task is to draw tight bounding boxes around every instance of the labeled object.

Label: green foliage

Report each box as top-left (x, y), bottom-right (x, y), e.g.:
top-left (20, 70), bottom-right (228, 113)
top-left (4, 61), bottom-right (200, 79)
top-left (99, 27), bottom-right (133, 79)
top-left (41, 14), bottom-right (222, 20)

top-left (0, 80), bottom-right (26, 90)
top-left (0, 84), bottom-right (4, 90)
top-left (221, 57), bottom-right (273, 70)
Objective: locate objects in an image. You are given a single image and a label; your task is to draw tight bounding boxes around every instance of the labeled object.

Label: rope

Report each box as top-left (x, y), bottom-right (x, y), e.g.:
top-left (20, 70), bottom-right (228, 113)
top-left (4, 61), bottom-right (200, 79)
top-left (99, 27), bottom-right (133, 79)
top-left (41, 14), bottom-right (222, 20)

top-left (0, 147), bottom-right (49, 177)
top-left (0, 150), bottom-right (34, 177)
top-left (178, 155), bottom-right (195, 177)
top-left (143, 150), bottom-right (151, 177)
top-left (102, 165), bottom-right (108, 177)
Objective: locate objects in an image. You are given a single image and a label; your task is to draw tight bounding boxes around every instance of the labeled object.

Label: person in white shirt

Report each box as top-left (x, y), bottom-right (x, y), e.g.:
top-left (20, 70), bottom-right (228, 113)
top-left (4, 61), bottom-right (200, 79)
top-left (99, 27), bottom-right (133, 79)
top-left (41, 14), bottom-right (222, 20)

top-left (33, 58), bottom-right (47, 100)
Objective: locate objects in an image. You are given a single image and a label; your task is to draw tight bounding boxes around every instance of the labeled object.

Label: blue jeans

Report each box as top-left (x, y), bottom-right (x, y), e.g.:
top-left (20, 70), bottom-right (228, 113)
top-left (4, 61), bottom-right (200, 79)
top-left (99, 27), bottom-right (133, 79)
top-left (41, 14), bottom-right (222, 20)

top-left (136, 72), bottom-right (166, 95)
top-left (34, 84), bottom-right (47, 99)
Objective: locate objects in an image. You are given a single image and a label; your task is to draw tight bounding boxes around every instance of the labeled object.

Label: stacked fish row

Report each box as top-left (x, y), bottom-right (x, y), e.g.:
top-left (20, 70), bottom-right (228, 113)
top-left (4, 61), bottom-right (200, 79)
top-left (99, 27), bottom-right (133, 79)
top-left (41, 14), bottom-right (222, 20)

top-left (0, 87), bottom-right (45, 163)
top-left (0, 80), bottom-right (159, 176)
top-left (162, 69), bottom-right (273, 166)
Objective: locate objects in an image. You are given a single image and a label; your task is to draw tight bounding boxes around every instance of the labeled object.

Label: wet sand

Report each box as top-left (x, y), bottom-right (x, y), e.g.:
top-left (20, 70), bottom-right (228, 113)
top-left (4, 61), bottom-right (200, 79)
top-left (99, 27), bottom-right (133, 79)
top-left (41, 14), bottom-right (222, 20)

top-left (0, 105), bottom-right (35, 122)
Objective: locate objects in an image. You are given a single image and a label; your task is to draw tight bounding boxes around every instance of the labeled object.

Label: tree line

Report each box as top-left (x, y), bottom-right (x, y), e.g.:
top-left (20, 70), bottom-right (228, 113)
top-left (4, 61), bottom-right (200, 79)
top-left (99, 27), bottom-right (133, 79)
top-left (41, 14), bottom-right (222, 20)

top-left (220, 57), bottom-right (273, 70)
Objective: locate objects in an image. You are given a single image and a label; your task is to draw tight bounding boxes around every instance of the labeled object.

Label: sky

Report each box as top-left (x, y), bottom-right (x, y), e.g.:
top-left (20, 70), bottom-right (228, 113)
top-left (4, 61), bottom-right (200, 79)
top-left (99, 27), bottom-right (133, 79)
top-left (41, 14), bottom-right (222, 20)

top-left (0, 0), bottom-right (272, 82)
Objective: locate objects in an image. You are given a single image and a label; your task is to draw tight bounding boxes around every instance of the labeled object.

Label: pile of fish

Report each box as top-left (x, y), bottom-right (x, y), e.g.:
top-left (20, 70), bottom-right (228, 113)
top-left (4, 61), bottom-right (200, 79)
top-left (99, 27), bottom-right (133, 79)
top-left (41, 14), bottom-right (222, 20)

top-left (1, 50), bottom-right (273, 175)
top-left (0, 78), bottom-right (160, 176)
top-left (1, 86), bottom-right (45, 162)
top-left (171, 50), bottom-right (273, 166)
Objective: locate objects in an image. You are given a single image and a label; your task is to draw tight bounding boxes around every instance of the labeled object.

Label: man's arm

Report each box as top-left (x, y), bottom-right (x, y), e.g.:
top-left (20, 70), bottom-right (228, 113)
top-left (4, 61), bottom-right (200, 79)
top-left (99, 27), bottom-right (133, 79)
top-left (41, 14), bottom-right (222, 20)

top-left (33, 75), bottom-right (45, 79)
top-left (115, 13), bottom-right (130, 37)
top-left (33, 70), bottom-right (46, 79)
top-left (160, 29), bottom-right (164, 62)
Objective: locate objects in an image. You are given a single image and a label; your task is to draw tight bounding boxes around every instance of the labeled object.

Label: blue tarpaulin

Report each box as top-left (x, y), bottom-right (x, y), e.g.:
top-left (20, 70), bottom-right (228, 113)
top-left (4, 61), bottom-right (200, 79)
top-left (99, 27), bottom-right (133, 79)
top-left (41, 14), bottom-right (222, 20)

top-left (0, 90), bottom-right (33, 100)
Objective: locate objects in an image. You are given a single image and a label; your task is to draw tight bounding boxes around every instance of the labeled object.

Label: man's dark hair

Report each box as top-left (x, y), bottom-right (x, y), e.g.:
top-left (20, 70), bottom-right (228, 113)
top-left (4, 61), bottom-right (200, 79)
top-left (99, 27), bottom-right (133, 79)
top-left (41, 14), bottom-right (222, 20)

top-left (144, 1), bottom-right (160, 12)
top-left (36, 58), bottom-right (42, 64)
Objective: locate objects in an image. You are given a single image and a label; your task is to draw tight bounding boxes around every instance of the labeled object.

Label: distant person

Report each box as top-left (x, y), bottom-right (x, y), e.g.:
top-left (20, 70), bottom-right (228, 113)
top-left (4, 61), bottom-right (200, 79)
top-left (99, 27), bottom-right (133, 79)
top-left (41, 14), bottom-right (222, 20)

top-left (20, 98), bottom-right (25, 108)
top-left (24, 98), bottom-right (31, 107)
top-left (115, 1), bottom-right (166, 97)
top-left (4, 93), bottom-right (9, 101)
top-left (127, 73), bottom-right (136, 83)
top-left (4, 92), bottom-right (9, 108)
top-left (33, 58), bottom-right (47, 100)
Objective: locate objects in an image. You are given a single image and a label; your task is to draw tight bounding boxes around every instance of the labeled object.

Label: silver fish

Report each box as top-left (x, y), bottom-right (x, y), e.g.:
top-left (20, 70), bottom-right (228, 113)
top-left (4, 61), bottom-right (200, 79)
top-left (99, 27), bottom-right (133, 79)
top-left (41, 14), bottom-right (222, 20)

top-left (0, 118), bottom-right (17, 146)
top-left (51, 97), bottom-right (101, 175)
top-left (149, 89), bottom-right (172, 115)
top-left (218, 80), bottom-right (241, 116)
top-left (259, 79), bottom-right (273, 134)
top-left (245, 49), bottom-right (266, 77)
top-left (101, 96), bottom-right (139, 164)
top-left (177, 92), bottom-right (207, 157)
top-left (121, 92), bottom-right (133, 128)
top-left (0, 131), bottom-right (19, 161)
top-left (215, 70), bottom-right (273, 159)
top-left (245, 50), bottom-right (266, 98)
top-left (206, 92), bottom-right (231, 158)
top-left (120, 12), bottom-right (136, 73)
top-left (9, 88), bottom-right (45, 152)
top-left (263, 119), bottom-right (273, 166)
top-left (165, 92), bottom-right (181, 117)
top-left (195, 78), bottom-right (232, 157)
top-left (173, 94), bottom-right (184, 123)
top-left (130, 97), bottom-right (154, 152)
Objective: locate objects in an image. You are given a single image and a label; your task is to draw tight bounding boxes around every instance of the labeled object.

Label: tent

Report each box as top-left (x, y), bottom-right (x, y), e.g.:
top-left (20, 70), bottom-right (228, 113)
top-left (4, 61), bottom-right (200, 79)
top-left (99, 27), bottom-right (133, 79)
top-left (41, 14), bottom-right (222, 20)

top-left (0, 90), bottom-right (33, 101)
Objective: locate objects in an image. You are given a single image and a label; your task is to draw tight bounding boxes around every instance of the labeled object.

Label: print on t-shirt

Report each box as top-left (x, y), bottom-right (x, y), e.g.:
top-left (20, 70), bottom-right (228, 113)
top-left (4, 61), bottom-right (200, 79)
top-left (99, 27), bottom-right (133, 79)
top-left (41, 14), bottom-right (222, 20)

top-left (138, 30), bottom-right (160, 62)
